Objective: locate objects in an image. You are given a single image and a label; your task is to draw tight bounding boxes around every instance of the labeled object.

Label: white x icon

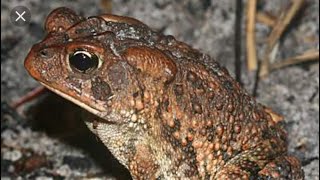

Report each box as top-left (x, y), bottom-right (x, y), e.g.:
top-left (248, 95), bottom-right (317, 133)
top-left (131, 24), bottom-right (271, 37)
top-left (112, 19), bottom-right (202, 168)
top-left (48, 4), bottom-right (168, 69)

top-left (15, 11), bottom-right (26, 22)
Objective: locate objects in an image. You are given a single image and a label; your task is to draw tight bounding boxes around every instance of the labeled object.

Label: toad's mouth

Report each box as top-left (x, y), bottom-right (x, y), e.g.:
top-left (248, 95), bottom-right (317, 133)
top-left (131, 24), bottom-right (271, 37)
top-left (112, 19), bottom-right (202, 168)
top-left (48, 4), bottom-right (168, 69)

top-left (40, 82), bottom-right (107, 116)
top-left (24, 51), bottom-right (109, 120)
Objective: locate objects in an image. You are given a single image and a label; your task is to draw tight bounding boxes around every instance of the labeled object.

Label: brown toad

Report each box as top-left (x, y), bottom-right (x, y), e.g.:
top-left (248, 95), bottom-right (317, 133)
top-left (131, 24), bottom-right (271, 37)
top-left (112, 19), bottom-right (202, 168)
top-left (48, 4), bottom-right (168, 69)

top-left (24, 7), bottom-right (304, 180)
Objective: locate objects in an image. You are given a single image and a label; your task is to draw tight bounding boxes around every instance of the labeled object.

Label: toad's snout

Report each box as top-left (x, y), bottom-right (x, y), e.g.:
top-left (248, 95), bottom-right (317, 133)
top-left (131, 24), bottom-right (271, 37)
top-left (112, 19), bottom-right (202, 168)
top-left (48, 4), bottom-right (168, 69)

top-left (24, 45), bottom-right (42, 81)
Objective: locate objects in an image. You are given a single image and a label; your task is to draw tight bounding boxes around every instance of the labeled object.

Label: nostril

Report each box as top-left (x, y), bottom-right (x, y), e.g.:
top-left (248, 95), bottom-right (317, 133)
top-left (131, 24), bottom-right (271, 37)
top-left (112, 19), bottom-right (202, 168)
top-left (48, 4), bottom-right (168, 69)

top-left (39, 49), bottom-right (53, 58)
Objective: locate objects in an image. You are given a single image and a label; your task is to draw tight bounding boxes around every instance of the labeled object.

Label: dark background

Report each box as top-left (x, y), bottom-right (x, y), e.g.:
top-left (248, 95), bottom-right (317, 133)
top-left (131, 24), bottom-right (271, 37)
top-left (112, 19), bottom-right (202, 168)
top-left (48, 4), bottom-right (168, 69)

top-left (1, 0), bottom-right (319, 179)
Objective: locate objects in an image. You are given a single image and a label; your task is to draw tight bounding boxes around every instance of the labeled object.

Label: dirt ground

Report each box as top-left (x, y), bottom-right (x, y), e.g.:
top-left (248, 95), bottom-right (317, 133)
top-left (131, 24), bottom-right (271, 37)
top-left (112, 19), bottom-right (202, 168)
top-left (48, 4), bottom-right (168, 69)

top-left (1, 0), bottom-right (319, 179)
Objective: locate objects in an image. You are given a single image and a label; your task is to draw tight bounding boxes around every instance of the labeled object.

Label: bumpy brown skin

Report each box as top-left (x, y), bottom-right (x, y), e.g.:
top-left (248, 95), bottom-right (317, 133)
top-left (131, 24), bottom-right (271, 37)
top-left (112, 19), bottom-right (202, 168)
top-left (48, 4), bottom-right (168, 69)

top-left (25, 7), bottom-right (304, 180)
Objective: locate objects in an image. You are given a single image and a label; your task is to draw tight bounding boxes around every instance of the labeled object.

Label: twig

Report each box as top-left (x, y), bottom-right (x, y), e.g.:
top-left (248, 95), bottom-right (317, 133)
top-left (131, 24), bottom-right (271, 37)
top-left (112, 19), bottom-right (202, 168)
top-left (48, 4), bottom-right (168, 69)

top-left (246, 0), bottom-right (258, 71)
top-left (267, 0), bottom-right (305, 48)
top-left (235, 0), bottom-right (243, 84)
top-left (100, 0), bottom-right (113, 13)
top-left (256, 12), bottom-right (276, 27)
top-left (10, 86), bottom-right (47, 108)
top-left (252, 59), bottom-right (261, 97)
top-left (270, 49), bottom-right (319, 70)
top-left (260, 0), bottom-right (305, 77)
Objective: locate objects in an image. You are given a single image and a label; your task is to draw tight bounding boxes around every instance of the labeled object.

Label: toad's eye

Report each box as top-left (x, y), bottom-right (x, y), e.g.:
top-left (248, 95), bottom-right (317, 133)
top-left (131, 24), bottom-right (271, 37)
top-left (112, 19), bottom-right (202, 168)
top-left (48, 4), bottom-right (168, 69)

top-left (69, 50), bottom-right (99, 73)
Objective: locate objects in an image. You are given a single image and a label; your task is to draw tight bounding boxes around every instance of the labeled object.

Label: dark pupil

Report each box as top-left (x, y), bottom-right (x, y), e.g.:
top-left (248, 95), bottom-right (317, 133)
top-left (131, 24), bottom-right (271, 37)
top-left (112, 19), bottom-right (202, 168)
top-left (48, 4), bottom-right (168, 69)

top-left (69, 52), bottom-right (98, 72)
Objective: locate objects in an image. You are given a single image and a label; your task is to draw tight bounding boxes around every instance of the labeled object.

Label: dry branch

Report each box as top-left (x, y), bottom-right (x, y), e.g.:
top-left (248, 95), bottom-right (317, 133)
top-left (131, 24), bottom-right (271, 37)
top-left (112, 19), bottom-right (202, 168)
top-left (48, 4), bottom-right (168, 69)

top-left (260, 0), bottom-right (305, 77)
top-left (270, 49), bottom-right (319, 70)
top-left (246, 0), bottom-right (258, 71)
top-left (256, 12), bottom-right (276, 27)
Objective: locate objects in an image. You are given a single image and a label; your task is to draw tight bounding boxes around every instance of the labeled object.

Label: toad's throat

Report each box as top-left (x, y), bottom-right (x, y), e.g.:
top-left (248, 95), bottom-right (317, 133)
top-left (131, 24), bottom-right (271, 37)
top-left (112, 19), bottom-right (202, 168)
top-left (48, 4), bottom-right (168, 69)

top-left (40, 82), bottom-right (106, 116)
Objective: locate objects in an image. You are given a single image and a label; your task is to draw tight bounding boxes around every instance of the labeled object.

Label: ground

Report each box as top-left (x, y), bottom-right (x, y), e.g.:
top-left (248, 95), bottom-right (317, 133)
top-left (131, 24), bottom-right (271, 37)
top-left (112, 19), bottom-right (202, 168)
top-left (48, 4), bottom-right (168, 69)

top-left (1, 0), bottom-right (319, 179)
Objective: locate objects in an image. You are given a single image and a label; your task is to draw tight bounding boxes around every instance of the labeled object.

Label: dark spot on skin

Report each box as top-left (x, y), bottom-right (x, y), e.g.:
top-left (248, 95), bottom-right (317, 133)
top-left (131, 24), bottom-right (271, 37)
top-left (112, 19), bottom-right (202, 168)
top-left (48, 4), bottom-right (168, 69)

top-left (208, 91), bottom-right (215, 99)
top-left (223, 80), bottom-right (233, 91)
top-left (222, 152), bottom-right (231, 162)
top-left (174, 118), bottom-right (181, 130)
top-left (174, 84), bottom-right (183, 96)
top-left (133, 91), bottom-right (139, 98)
top-left (90, 28), bottom-right (97, 34)
top-left (239, 160), bottom-right (261, 177)
top-left (182, 141), bottom-right (199, 177)
top-left (156, 174), bottom-right (164, 180)
top-left (63, 34), bottom-right (69, 42)
top-left (204, 173), bottom-right (210, 180)
top-left (261, 128), bottom-right (273, 140)
top-left (163, 98), bottom-right (169, 112)
top-left (234, 124), bottom-right (241, 134)
top-left (187, 71), bottom-right (197, 82)
top-left (192, 102), bottom-right (202, 114)
top-left (270, 139), bottom-right (279, 149)
top-left (188, 128), bottom-right (196, 134)
top-left (215, 102), bottom-right (223, 110)
top-left (187, 71), bottom-right (204, 90)
top-left (108, 61), bottom-right (129, 91)
top-left (216, 125), bottom-right (224, 137)
top-left (98, 32), bottom-right (116, 44)
top-left (155, 102), bottom-right (162, 118)
top-left (227, 104), bottom-right (234, 112)
top-left (162, 123), bottom-right (180, 149)
top-left (74, 27), bottom-right (92, 34)
top-left (200, 128), bottom-right (206, 136)
top-left (174, 84), bottom-right (187, 109)
top-left (75, 28), bottom-right (85, 34)
top-left (207, 134), bottom-right (214, 142)
top-left (91, 77), bottom-right (112, 101)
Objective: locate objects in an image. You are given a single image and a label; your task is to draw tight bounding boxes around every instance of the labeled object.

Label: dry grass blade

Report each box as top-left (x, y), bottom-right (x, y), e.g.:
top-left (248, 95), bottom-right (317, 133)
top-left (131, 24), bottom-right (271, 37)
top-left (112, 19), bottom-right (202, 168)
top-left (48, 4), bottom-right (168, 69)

top-left (271, 49), bottom-right (319, 70)
top-left (101, 0), bottom-right (113, 13)
top-left (10, 86), bottom-right (47, 109)
top-left (264, 107), bottom-right (284, 123)
top-left (260, 0), bottom-right (305, 77)
top-left (267, 0), bottom-right (305, 48)
top-left (256, 12), bottom-right (276, 27)
top-left (246, 0), bottom-right (258, 71)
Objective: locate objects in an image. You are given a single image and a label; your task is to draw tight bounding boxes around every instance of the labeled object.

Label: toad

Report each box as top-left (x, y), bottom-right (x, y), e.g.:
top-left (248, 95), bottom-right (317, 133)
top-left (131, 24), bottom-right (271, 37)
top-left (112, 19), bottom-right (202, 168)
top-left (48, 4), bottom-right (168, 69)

top-left (24, 7), bottom-right (304, 179)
